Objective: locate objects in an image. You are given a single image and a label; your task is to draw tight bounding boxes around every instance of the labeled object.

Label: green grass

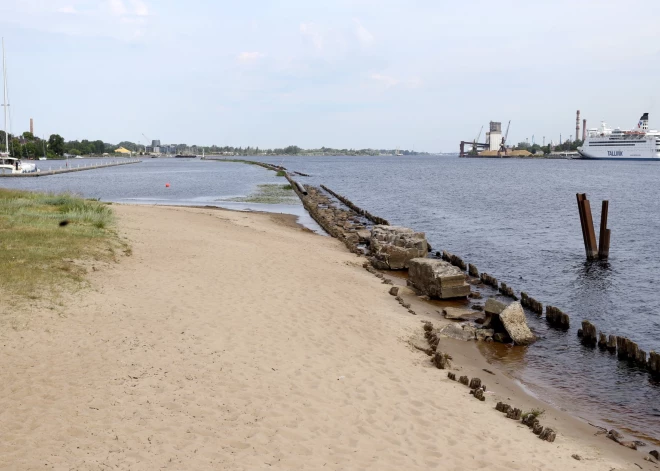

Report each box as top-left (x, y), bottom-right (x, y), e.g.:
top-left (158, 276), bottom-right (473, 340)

top-left (227, 184), bottom-right (300, 205)
top-left (523, 408), bottom-right (545, 419)
top-left (276, 170), bottom-right (286, 177)
top-left (0, 188), bottom-right (126, 300)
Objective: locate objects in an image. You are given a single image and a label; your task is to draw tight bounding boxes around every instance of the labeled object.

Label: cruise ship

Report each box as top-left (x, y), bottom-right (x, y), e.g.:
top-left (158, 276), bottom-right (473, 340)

top-left (578, 113), bottom-right (660, 160)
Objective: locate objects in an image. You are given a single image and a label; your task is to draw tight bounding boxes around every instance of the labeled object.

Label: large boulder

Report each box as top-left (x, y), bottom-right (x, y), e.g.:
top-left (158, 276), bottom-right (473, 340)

top-left (369, 226), bottom-right (428, 270)
top-left (499, 302), bottom-right (536, 346)
top-left (482, 298), bottom-right (508, 330)
top-left (407, 258), bottom-right (471, 299)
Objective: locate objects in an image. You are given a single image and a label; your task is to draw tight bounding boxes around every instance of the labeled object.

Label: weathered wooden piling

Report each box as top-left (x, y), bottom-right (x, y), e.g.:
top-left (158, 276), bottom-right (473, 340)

top-left (468, 263), bottom-right (479, 278)
top-left (480, 272), bottom-right (498, 288)
top-left (521, 292), bottom-right (543, 315)
top-left (441, 251), bottom-right (467, 271)
top-left (580, 320), bottom-right (598, 347)
top-left (499, 282), bottom-right (518, 300)
top-left (598, 332), bottom-right (608, 349)
top-left (546, 305), bottom-right (570, 329)
top-left (606, 335), bottom-right (617, 352)
top-left (320, 184), bottom-right (390, 226)
top-left (649, 352), bottom-right (660, 378)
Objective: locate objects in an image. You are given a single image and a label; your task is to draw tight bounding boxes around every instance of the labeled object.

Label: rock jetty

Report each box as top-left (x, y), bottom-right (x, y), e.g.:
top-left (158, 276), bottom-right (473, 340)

top-left (370, 226), bottom-right (428, 270)
top-left (407, 258), bottom-right (470, 299)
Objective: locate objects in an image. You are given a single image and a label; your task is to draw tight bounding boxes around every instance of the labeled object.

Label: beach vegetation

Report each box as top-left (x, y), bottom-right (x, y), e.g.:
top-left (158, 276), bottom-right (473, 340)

top-left (523, 408), bottom-right (545, 419)
top-left (276, 170), bottom-right (286, 177)
top-left (227, 184), bottom-right (299, 205)
top-left (0, 189), bottom-right (127, 301)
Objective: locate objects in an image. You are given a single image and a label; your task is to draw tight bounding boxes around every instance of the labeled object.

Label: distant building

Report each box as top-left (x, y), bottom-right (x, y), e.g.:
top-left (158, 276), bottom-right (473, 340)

top-left (151, 140), bottom-right (161, 147)
top-left (486, 121), bottom-right (502, 151)
top-left (115, 147), bottom-right (132, 154)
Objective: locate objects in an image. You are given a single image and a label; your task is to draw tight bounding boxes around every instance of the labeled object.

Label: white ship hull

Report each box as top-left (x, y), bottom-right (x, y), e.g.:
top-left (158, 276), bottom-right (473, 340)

top-left (578, 113), bottom-right (660, 161)
top-left (578, 148), bottom-right (660, 161)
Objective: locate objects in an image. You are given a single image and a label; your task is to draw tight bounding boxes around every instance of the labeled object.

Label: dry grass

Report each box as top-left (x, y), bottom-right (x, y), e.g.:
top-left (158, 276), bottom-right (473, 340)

top-left (0, 189), bottom-right (127, 302)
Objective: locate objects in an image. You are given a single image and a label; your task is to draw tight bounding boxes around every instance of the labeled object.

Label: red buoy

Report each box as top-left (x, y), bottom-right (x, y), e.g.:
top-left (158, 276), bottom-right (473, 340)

top-left (165, 183), bottom-right (170, 188)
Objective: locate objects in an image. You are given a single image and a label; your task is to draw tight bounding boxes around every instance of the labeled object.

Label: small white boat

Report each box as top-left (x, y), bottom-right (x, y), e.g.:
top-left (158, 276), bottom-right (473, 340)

top-left (38, 157), bottom-right (47, 161)
top-left (0, 156), bottom-right (37, 174)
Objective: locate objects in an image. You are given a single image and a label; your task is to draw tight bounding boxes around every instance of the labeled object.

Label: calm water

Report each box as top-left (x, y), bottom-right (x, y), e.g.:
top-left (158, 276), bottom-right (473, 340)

top-left (2, 156), bottom-right (659, 442)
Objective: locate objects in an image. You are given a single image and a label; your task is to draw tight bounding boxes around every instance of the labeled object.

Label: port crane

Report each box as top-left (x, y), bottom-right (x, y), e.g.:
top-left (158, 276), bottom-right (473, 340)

top-left (498, 120), bottom-right (511, 157)
top-left (141, 133), bottom-right (151, 154)
top-left (471, 125), bottom-right (484, 154)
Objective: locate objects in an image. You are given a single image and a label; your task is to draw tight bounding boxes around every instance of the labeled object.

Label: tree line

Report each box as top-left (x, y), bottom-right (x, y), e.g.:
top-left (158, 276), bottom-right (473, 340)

top-left (0, 131), bottom-right (429, 159)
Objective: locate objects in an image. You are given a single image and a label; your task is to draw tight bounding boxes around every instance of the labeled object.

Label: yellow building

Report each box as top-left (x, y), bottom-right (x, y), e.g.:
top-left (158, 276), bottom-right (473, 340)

top-left (114, 147), bottom-right (132, 154)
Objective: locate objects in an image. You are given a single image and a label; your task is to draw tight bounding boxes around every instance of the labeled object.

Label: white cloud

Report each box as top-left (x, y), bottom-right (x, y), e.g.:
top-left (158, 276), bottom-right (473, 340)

top-left (371, 73), bottom-right (399, 88)
top-left (353, 19), bottom-right (374, 47)
top-left (238, 52), bottom-right (264, 63)
top-left (300, 23), bottom-right (324, 50)
top-left (108, 0), bottom-right (127, 16)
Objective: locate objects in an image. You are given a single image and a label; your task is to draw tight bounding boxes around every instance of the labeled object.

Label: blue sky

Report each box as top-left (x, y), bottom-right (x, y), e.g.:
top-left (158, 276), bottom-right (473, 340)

top-left (1, 0), bottom-right (659, 152)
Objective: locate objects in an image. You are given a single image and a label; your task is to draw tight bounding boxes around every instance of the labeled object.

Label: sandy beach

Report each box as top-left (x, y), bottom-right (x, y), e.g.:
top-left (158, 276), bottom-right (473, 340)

top-left (0, 204), bottom-right (646, 470)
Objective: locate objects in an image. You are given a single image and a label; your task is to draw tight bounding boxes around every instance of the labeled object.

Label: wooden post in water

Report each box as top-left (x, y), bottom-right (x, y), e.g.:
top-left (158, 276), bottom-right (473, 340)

top-left (576, 193), bottom-right (598, 259)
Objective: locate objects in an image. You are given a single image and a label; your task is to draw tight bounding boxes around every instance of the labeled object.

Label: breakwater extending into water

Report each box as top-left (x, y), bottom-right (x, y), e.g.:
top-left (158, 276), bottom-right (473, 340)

top-left (276, 159), bottom-right (660, 447)
top-left (2, 155), bottom-right (658, 447)
top-left (0, 159), bottom-right (141, 177)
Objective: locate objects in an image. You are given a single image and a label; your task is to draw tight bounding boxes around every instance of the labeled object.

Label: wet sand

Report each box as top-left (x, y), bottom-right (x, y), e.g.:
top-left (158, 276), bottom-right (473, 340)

top-left (0, 204), bottom-right (648, 470)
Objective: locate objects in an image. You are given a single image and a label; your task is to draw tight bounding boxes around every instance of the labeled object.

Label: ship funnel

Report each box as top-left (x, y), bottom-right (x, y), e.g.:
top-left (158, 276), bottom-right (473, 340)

top-left (638, 112), bottom-right (649, 130)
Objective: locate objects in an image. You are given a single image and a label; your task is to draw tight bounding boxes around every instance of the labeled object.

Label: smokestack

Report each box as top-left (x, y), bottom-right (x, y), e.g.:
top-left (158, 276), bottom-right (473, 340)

top-left (582, 119), bottom-right (586, 141)
top-left (576, 110), bottom-right (580, 143)
top-left (30, 118), bottom-right (34, 135)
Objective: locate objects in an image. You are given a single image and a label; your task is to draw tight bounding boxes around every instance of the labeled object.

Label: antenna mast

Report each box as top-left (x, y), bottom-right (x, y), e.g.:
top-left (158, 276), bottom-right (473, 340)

top-left (2, 38), bottom-right (9, 155)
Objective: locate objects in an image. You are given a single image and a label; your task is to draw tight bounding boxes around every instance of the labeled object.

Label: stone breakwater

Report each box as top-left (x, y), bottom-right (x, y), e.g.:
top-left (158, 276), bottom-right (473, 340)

top-left (283, 170), bottom-right (659, 382)
top-left (203, 157), bottom-right (311, 176)
top-left (320, 185), bottom-right (389, 225)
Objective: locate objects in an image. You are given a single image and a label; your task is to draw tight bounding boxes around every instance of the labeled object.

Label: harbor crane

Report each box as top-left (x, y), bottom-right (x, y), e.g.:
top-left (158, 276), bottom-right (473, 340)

top-left (141, 133), bottom-right (150, 154)
top-left (472, 125), bottom-right (484, 153)
top-left (498, 120), bottom-right (511, 157)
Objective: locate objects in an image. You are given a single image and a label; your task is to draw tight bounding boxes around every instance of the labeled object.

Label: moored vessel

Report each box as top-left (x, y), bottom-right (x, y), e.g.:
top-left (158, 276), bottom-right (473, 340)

top-left (578, 113), bottom-right (660, 160)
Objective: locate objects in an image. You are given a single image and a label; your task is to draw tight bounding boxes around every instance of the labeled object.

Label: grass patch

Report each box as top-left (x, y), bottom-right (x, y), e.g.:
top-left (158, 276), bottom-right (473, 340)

top-left (0, 188), bottom-right (126, 300)
top-left (276, 170), bottom-right (286, 177)
top-left (523, 408), bottom-right (545, 419)
top-left (227, 184), bottom-right (300, 205)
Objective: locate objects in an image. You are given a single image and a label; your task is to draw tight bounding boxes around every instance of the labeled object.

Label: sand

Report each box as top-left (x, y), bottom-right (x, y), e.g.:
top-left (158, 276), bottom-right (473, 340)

top-left (0, 205), bottom-right (645, 470)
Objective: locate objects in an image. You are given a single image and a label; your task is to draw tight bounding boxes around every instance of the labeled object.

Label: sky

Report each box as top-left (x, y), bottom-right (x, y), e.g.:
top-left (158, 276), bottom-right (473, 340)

top-left (0, 0), bottom-right (659, 152)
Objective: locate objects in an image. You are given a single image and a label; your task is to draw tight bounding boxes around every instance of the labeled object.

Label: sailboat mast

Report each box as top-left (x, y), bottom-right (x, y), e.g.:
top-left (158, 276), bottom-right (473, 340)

top-left (2, 38), bottom-right (9, 155)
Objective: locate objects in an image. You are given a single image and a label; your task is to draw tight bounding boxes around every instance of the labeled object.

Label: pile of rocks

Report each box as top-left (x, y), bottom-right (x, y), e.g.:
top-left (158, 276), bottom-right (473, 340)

top-left (370, 225), bottom-right (428, 270)
top-left (407, 258), bottom-right (470, 299)
top-left (290, 184), bottom-right (369, 253)
top-left (483, 299), bottom-right (536, 345)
